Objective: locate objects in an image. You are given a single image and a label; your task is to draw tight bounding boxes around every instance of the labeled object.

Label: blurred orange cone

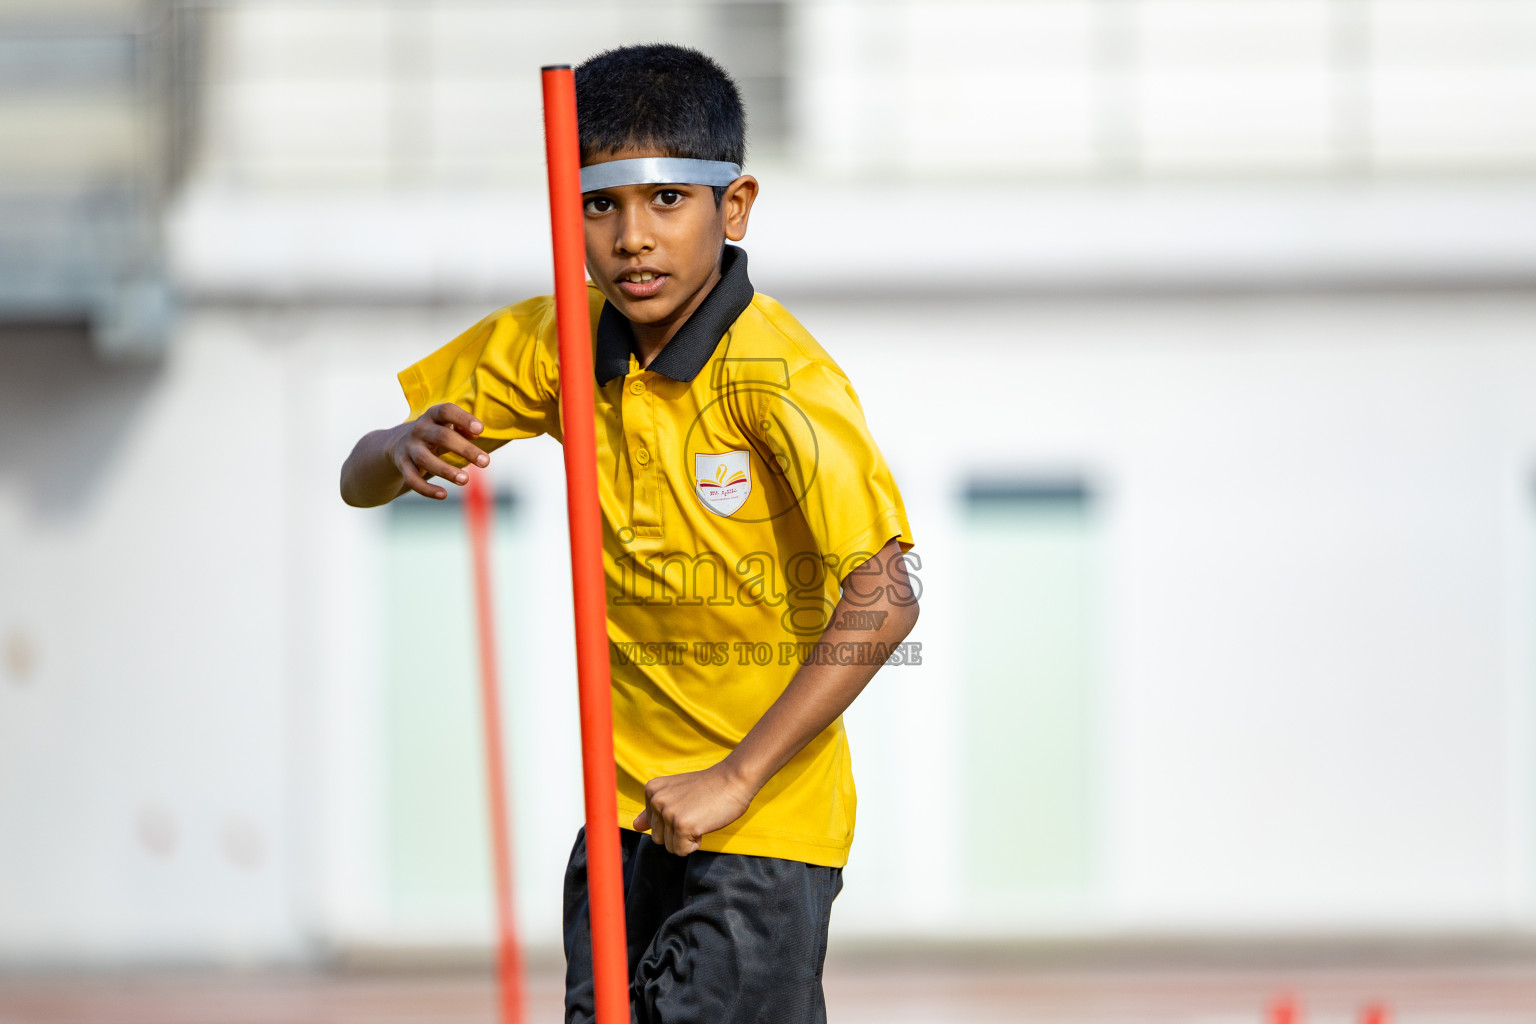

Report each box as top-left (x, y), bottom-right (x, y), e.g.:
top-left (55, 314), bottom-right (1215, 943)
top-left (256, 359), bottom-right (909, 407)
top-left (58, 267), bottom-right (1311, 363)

top-left (1360, 1003), bottom-right (1390, 1024)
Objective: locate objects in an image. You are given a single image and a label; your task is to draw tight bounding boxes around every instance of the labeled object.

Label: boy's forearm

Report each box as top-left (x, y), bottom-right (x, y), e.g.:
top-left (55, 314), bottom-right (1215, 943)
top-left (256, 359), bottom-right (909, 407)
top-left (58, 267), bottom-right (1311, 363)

top-left (340, 426), bottom-right (408, 507)
top-left (719, 543), bottom-right (918, 798)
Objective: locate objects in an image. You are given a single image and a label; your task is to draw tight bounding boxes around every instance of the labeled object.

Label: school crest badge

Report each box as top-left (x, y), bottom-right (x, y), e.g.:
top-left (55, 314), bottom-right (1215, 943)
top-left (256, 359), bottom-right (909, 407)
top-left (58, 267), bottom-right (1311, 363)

top-left (694, 451), bottom-right (752, 517)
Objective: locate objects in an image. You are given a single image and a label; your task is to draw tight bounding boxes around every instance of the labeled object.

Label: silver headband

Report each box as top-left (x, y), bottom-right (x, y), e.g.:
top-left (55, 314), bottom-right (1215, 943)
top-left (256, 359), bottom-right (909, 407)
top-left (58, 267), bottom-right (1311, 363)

top-left (579, 157), bottom-right (743, 193)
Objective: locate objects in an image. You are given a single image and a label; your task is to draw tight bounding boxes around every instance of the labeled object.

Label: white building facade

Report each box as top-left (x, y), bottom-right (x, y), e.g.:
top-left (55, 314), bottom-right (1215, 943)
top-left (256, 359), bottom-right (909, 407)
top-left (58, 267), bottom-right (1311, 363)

top-left (2, 0), bottom-right (1536, 964)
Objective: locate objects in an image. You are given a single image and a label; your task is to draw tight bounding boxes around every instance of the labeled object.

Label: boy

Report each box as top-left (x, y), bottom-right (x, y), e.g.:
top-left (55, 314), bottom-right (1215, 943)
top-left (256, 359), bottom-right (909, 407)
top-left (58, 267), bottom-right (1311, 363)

top-left (340, 44), bottom-right (917, 1024)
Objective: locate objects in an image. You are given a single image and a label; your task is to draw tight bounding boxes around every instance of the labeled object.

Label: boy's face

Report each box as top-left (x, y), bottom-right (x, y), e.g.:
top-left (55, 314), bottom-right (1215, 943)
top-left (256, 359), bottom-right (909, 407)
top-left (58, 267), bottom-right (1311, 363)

top-left (582, 147), bottom-right (758, 332)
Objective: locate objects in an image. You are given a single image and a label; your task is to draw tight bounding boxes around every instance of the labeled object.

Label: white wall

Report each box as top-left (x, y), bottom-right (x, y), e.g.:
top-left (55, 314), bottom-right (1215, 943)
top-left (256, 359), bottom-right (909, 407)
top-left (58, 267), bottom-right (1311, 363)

top-left (801, 291), bottom-right (1536, 936)
top-left (6, 287), bottom-right (1536, 963)
top-left (0, 326), bottom-right (298, 963)
top-left (7, 0), bottom-right (1536, 968)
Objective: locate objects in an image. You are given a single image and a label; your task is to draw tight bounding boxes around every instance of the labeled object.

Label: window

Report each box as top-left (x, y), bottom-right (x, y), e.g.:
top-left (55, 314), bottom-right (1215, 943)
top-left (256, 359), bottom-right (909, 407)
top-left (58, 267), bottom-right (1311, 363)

top-left (382, 488), bottom-right (529, 926)
top-left (714, 1), bottom-right (791, 155)
top-left (961, 480), bottom-right (1098, 906)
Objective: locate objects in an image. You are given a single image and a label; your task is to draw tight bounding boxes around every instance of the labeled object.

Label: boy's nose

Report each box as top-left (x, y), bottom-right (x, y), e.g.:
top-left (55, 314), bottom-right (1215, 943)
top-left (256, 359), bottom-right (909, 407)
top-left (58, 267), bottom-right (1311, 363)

top-left (615, 212), bottom-right (654, 255)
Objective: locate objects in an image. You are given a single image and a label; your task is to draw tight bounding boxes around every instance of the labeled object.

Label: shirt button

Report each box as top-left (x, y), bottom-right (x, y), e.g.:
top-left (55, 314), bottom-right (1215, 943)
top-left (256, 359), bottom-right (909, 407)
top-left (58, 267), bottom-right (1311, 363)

top-left (635, 448), bottom-right (650, 465)
top-left (629, 380), bottom-right (646, 395)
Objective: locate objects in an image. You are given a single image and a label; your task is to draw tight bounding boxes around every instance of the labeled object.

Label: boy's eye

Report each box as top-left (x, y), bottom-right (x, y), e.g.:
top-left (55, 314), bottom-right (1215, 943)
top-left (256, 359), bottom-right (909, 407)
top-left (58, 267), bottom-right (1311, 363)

top-left (655, 190), bottom-right (683, 207)
top-left (584, 196), bottom-right (614, 214)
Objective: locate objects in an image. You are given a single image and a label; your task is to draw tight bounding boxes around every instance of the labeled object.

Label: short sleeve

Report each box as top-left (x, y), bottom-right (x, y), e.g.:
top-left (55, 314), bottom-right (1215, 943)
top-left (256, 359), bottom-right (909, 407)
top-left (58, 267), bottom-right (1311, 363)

top-left (761, 361), bottom-right (914, 577)
top-left (397, 296), bottom-right (561, 458)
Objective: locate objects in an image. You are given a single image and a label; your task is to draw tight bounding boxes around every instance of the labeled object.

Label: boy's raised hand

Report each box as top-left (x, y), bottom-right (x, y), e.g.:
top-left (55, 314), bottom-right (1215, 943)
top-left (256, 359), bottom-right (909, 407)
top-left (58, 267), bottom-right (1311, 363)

top-left (389, 402), bottom-right (491, 500)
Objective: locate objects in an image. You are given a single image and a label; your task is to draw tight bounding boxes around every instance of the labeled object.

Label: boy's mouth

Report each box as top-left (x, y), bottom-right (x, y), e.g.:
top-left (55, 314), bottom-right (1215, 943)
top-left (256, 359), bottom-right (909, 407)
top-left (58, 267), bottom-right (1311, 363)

top-left (616, 268), bottom-right (668, 299)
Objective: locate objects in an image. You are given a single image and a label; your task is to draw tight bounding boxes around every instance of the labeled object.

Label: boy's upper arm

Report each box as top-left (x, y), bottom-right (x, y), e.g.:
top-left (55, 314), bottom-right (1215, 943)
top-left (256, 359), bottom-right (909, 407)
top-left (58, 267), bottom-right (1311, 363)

top-left (398, 299), bottom-right (561, 449)
top-left (761, 361), bottom-right (914, 577)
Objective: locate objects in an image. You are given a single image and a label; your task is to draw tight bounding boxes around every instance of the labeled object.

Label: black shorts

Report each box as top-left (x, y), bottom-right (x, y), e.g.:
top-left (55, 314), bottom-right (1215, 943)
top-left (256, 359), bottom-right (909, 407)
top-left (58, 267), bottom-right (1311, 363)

top-left (562, 827), bottom-right (843, 1024)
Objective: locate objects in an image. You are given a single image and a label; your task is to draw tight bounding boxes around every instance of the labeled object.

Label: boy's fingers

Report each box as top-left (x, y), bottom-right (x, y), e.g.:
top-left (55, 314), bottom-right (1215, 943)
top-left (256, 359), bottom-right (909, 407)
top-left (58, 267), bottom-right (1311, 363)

top-left (399, 462), bottom-right (447, 500)
top-left (415, 449), bottom-right (471, 486)
top-left (426, 424), bottom-right (490, 468)
top-left (432, 403), bottom-right (483, 436)
top-left (633, 809), bottom-right (650, 832)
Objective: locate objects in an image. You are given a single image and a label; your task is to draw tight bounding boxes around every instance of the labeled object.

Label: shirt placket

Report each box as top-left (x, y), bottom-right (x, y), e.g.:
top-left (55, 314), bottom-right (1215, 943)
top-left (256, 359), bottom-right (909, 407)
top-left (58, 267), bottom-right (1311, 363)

top-left (622, 370), bottom-right (664, 540)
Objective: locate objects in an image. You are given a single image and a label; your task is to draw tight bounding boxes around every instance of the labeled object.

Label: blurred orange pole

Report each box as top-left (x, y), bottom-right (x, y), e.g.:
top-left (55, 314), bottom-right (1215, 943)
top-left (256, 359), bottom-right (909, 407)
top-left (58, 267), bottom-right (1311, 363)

top-left (464, 468), bottom-right (525, 1024)
top-left (541, 64), bottom-right (629, 1024)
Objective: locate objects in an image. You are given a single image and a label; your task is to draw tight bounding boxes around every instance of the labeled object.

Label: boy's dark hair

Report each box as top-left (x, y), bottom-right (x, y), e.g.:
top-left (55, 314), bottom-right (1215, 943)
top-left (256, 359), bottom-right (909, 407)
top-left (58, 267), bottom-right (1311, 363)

top-left (575, 44), bottom-right (746, 202)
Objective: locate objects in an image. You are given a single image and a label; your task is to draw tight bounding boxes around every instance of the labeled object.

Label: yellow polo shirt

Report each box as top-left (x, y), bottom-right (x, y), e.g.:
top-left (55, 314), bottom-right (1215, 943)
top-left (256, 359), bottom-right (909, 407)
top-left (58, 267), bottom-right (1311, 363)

top-left (398, 246), bottom-right (913, 867)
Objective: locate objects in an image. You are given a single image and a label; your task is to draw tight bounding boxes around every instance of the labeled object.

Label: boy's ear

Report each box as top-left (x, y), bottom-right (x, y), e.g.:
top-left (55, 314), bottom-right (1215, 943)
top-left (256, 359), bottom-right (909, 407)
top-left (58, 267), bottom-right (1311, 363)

top-left (721, 175), bottom-right (759, 243)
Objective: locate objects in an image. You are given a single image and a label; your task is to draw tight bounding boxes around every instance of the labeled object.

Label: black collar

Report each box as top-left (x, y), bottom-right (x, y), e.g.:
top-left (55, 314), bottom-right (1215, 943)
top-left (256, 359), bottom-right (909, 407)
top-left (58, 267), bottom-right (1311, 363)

top-left (594, 244), bottom-right (755, 385)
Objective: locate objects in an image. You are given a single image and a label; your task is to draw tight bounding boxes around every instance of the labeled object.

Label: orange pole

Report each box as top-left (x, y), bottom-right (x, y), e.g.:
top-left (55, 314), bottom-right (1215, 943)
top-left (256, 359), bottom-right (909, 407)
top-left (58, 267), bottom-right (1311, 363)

top-left (541, 64), bottom-right (629, 1024)
top-left (464, 468), bottom-right (525, 1024)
